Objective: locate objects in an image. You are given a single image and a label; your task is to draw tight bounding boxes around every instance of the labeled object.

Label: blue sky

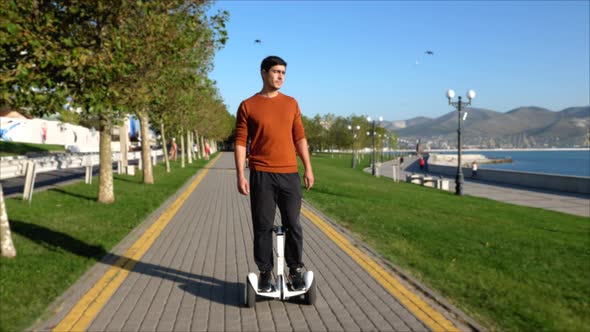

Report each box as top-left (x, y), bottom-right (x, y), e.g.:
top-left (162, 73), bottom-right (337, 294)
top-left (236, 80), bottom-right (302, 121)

top-left (209, 1), bottom-right (590, 121)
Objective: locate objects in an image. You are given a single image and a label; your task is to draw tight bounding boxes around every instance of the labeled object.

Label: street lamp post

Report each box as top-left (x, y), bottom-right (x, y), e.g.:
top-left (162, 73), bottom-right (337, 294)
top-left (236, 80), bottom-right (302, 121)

top-left (446, 89), bottom-right (476, 195)
top-left (381, 135), bottom-right (388, 162)
top-left (367, 116), bottom-right (383, 176)
top-left (347, 125), bottom-right (360, 168)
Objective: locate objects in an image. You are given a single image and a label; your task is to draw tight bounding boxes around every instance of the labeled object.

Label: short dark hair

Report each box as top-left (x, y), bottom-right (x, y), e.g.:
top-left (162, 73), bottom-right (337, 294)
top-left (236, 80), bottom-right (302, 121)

top-left (260, 56), bottom-right (287, 72)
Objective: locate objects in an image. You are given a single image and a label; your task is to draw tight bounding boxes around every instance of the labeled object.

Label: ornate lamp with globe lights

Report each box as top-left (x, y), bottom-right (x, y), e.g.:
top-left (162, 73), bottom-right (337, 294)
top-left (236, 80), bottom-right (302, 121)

top-left (366, 116), bottom-right (383, 176)
top-left (347, 124), bottom-right (361, 168)
top-left (446, 89), bottom-right (476, 195)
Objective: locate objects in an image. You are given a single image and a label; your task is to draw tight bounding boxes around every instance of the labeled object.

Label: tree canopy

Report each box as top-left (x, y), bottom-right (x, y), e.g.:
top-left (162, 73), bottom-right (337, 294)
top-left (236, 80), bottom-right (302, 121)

top-left (1, 1), bottom-right (230, 128)
top-left (302, 113), bottom-right (398, 153)
top-left (1, 0), bottom-right (233, 202)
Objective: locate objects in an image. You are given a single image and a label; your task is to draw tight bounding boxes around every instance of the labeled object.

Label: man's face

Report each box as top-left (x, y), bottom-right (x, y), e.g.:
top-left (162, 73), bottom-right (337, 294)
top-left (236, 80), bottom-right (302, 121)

top-left (262, 65), bottom-right (286, 90)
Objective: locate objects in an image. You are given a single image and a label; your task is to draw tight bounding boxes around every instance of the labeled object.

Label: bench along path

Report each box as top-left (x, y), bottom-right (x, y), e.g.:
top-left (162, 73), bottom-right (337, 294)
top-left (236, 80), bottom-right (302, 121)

top-left (39, 153), bottom-right (473, 331)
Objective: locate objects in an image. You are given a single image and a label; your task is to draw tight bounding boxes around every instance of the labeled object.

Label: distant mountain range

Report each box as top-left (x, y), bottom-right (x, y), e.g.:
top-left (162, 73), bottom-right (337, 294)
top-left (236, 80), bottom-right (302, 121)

top-left (383, 106), bottom-right (590, 148)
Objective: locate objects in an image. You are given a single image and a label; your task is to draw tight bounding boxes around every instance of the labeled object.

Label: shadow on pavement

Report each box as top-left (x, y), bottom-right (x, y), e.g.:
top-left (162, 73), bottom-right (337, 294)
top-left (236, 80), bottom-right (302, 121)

top-left (10, 219), bottom-right (242, 307)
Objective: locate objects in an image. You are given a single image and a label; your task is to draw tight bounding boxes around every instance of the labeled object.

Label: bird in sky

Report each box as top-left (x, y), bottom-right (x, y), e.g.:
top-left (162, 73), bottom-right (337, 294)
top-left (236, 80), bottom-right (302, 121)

top-left (415, 50), bottom-right (434, 65)
top-left (254, 39), bottom-right (262, 44)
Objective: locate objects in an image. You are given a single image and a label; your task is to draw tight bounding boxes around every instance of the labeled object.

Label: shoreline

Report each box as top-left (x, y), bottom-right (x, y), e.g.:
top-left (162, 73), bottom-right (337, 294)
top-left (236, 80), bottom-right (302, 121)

top-left (427, 153), bottom-right (510, 167)
top-left (425, 150), bottom-right (590, 178)
top-left (424, 147), bottom-right (590, 152)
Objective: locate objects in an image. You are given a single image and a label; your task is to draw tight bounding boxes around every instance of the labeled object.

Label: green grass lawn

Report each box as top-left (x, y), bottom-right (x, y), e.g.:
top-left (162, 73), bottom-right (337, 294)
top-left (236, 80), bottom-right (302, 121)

top-left (301, 153), bottom-right (590, 332)
top-left (0, 141), bottom-right (65, 157)
top-left (0, 157), bottom-right (211, 332)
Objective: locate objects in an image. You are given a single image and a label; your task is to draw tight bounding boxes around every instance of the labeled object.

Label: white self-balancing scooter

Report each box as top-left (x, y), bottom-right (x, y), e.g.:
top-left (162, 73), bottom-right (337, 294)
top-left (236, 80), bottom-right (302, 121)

top-left (245, 225), bottom-right (316, 307)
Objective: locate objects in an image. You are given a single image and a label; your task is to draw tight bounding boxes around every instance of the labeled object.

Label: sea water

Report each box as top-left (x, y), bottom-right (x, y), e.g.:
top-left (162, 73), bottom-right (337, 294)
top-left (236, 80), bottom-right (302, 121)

top-left (455, 150), bottom-right (589, 177)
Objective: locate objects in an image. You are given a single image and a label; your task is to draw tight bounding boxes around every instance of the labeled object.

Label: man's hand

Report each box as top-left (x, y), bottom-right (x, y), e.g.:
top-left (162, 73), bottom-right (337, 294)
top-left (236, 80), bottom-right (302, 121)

top-left (295, 138), bottom-right (314, 191)
top-left (238, 176), bottom-right (250, 195)
top-left (234, 145), bottom-right (249, 195)
top-left (304, 170), bottom-right (314, 191)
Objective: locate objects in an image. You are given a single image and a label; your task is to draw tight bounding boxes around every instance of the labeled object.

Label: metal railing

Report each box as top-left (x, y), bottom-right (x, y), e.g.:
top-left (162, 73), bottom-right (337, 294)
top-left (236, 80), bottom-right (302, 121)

top-left (0, 149), bottom-right (164, 180)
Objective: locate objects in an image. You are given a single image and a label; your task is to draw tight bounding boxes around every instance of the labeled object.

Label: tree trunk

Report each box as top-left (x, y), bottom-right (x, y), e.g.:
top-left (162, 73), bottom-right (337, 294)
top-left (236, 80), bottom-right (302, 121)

top-left (120, 117), bottom-right (128, 169)
top-left (191, 130), bottom-right (196, 160)
top-left (187, 130), bottom-right (193, 164)
top-left (180, 128), bottom-right (185, 168)
top-left (98, 114), bottom-right (115, 203)
top-left (194, 130), bottom-right (201, 159)
top-left (161, 123), bottom-right (170, 173)
top-left (199, 134), bottom-right (205, 160)
top-left (0, 184), bottom-right (16, 258)
top-left (189, 131), bottom-right (195, 160)
top-left (139, 110), bottom-right (154, 184)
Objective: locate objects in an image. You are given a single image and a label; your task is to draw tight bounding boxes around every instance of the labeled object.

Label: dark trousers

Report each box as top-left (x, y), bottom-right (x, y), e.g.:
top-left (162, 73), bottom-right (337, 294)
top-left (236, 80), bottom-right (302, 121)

top-left (250, 170), bottom-right (303, 272)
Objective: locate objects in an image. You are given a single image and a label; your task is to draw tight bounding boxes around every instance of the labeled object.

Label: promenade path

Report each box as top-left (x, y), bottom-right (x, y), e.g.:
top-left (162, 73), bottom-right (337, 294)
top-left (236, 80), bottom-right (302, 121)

top-left (36, 152), bottom-right (477, 332)
top-left (373, 158), bottom-right (590, 218)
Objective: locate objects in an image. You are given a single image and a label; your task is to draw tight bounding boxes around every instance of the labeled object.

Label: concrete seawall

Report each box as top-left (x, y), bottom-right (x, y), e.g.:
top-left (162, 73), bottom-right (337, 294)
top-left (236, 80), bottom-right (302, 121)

top-left (427, 163), bottom-right (590, 195)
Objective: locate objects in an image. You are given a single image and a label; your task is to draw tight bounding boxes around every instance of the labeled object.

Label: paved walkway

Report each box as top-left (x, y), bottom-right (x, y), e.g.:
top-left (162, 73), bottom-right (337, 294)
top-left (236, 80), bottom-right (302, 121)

top-left (372, 159), bottom-right (590, 218)
top-left (36, 153), bottom-right (477, 332)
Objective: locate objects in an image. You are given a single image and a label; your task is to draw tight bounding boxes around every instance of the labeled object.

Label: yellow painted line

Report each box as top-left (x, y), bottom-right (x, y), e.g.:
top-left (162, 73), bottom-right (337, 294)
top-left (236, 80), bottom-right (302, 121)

top-left (53, 154), bottom-right (222, 332)
top-left (301, 206), bottom-right (460, 332)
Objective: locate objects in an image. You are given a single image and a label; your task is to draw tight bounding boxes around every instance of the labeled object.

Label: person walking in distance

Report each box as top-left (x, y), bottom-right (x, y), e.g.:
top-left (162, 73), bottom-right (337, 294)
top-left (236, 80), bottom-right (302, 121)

top-left (234, 55), bottom-right (314, 292)
top-left (205, 142), bottom-right (211, 160)
top-left (472, 160), bottom-right (478, 178)
top-left (169, 138), bottom-right (178, 161)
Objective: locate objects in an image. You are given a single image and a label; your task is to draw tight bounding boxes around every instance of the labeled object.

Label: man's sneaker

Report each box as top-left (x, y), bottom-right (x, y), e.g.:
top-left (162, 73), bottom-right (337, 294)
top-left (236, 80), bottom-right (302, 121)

top-left (258, 271), bottom-right (274, 292)
top-left (289, 267), bottom-right (305, 291)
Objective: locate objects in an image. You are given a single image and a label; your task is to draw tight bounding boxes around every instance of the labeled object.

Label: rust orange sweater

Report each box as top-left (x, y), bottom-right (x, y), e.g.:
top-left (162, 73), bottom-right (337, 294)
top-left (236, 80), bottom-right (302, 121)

top-left (235, 93), bottom-right (306, 173)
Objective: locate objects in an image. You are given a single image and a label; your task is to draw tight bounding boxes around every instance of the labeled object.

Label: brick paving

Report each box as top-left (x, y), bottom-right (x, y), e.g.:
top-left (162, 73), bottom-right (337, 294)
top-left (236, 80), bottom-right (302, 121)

top-left (39, 153), bottom-right (475, 331)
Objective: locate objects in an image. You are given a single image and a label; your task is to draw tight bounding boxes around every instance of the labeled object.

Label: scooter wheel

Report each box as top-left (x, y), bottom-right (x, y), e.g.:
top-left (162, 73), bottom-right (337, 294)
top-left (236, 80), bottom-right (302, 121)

top-left (304, 278), bottom-right (316, 305)
top-left (245, 277), bottom-right (256, 308)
